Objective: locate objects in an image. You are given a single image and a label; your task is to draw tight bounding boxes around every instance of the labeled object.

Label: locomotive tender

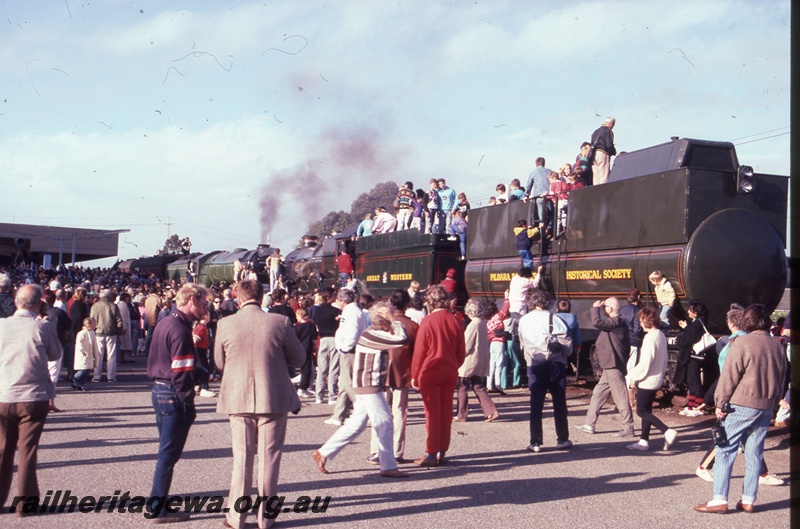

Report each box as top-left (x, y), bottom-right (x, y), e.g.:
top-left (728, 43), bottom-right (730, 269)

top-left (467, 137), bottom-right (787, 339)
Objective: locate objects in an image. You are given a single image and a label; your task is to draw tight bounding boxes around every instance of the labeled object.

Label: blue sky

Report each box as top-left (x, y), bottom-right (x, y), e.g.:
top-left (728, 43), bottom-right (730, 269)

top-left (0, 0), bottom-right (790, 265)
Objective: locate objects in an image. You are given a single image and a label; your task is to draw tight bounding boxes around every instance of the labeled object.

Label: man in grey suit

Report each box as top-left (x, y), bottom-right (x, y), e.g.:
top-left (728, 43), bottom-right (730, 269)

top-left (215, 279), bottom-right (305, 529)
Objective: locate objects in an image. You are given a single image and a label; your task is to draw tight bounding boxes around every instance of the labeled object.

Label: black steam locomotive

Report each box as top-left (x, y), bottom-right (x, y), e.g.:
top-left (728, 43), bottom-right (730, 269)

top-left (121, 137), bottom-right (788, 381)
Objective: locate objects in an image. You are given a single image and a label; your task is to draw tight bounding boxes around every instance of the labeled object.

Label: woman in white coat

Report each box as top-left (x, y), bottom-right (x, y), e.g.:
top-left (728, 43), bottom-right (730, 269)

top-left (626, 307), bottom-right (678, 451)
top-left (73, 317), bottom-right (99, 390)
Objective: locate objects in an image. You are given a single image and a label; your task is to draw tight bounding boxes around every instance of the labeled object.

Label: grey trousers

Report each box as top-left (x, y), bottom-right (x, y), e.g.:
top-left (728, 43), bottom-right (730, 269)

top-left (584, 367), bottom-right (634, 432)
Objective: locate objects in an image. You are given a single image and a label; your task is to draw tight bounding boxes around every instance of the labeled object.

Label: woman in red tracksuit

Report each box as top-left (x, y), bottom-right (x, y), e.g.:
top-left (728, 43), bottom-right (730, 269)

top-left (411, 285), bottom-right (466, 467)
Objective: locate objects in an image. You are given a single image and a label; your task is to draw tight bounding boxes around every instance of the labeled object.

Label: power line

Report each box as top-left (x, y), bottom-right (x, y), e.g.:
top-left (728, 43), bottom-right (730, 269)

top-left (728, 126), bottom-right (790, 142)
top-left (734, 131), bottom-right (791, 146)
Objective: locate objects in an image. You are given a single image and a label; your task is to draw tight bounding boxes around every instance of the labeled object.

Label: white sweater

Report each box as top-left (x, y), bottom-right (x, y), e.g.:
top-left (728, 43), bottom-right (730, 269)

top-left (627, 328), bottom-right (668, 390)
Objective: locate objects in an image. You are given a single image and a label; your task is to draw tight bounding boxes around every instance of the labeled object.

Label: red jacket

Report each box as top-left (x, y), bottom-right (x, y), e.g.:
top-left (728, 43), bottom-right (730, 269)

top-left (337, 253), bottom-right (354, 275)
top-left (411, 309), bottom-right (466, 382)
top-left (486, 299), bottom-right (511, 343)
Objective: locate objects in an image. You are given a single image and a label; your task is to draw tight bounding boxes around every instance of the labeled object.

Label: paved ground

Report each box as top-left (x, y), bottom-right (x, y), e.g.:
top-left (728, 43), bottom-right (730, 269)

top-left (2, 358), bottom-right (794, 528)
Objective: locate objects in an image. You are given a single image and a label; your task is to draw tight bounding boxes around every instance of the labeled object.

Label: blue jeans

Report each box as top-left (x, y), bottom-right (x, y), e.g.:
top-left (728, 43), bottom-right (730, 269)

top-left (73, 369), bottom-right (92, 388)
top-left (338, 273), bottom-right (351, 288)
top-left (144, 325), bottom-right (156, 356)
top-left (518, 249), bottom-right (533, 269)
top-left (431, 210), bottom-right (445, 234)
top-left (502, 322), bottom-right (526, 388)
top-left (150, 384), bottom-right (196, 508)
top-left (488, 341), bottom-right (506, 390)
top-left (713, 404), bottom-right (772, 504)
top-left (527, 361), bottom-right (569, 445)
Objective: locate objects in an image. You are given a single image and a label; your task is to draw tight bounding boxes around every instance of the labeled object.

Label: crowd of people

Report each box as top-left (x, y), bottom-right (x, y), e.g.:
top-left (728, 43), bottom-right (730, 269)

top-left (486, 117), bottom-right (617, 239)
top-left (350, 117), bottom-right (618, 260)
top-left (355, 178), bottom-right (470, 258)
top-left (0, 221), bottom-right (792, 522)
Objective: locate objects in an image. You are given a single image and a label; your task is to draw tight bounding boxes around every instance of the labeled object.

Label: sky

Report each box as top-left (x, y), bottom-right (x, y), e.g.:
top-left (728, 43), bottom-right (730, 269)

top-left (0, 0), bottom-right (791, 267)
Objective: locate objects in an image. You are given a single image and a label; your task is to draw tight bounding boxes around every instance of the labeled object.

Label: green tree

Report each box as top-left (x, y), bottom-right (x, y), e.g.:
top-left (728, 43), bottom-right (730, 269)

top-left (307, 210), bottom-right (354, 240)
top-left (161, 234), bottom-right (182, 255)
top-left (306, 181), bottom-right (400, 239)
top-left (349, 181), bottom-right (399, 222)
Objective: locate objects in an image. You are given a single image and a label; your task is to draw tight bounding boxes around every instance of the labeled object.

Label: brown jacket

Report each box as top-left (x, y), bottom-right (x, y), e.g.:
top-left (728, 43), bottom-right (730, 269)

top-left (215, 302), bottom-right (304, 415)
top-left (715, 330), bottom-right (787, 411)
top-left (144, 294), bottom-right (162, 327)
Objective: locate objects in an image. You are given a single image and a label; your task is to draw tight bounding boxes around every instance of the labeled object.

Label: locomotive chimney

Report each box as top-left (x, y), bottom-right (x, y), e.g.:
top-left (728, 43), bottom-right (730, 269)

top-left (302, 235), bottom-right (319, 248)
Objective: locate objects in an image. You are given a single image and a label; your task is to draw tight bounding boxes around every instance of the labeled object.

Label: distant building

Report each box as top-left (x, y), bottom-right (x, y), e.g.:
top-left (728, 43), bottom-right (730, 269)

top-left (0, 222), bottom-right (127, 267)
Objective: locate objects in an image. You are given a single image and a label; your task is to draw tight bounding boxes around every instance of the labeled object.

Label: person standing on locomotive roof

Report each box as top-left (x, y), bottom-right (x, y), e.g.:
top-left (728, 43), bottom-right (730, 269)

top-left (426, 179), bottom-right (443, 234)
top-left (394, 181), bottom-right (416, 231)
top-left (411, 189), bottom-right (426, 233)
top-left (356, 213), bottom-right (373, 238)
top-left (266, 248), bottom-right (284, 293)
top-left (525, 158), bottom-right (552, 225)
top-left (590, 117), bottom-right (616, 185)
top-left (437, 178), bottom-right (457, 233)
top-left (573, 141), bottom-right (593, 185)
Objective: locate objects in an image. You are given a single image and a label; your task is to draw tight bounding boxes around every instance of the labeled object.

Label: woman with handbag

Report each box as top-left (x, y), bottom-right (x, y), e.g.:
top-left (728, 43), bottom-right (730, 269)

top-left (676, 300), bottom-right (718, 416)
top-left (694, 305), bottom-right (784, 486)
top-left (694, 304), bottom-right (787, 514)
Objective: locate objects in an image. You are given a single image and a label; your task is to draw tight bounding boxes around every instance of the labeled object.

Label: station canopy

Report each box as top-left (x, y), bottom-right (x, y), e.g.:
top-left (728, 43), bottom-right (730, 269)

top-left (0, 222), bottom-right (127, 266)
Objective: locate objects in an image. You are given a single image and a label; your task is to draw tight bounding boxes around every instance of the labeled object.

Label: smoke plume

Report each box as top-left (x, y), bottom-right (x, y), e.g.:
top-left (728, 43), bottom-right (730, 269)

top-left (258, 127), bottom-right (398, 242)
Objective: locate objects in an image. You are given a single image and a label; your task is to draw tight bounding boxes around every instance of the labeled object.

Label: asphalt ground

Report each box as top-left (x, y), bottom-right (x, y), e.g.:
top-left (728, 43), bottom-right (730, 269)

top-left (1, 357), bottom-right (793, 529)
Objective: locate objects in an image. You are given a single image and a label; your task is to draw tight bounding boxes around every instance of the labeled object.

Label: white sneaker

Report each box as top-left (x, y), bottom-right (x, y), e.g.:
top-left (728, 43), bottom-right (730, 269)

top-left (683, 409), bottom-right (704, 417)
top-left (315, 397), bottom-right (323, 404)
top-left (324, 418), bottom-right (343, 426)
top-left (696, 467), bottom-right (714, 482)
top-left (574, 424), bottom-right (595, 434)
top-left (328, 397), bottom-right (337, 405)
top-left (626, 441), bottom-right (649, 451)
top-left (198, 389), bottom-right (216, 398)
top-left (526, 443), bottom-right (541, 453)
top-left (663, 428), bottom-right (678, 450)
top-left (297, 389), bottom-right (314, 398)
top-left (759, 473), bottom-right (784, 486)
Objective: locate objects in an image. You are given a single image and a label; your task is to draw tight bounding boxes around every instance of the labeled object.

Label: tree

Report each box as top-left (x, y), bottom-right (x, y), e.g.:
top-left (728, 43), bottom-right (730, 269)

top-left (306, 181), bottom-right (400, 239)
top-left (349, 181), bottom-right (400, 222)
top-left (161, 234), bottom-right (183, 255)
top-left (307, 210), bottom-right (354, 240)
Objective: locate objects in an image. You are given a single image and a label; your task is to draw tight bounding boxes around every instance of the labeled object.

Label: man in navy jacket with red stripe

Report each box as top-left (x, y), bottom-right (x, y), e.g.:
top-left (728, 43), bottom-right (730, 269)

top-left (146, 283), bottom-right (209, 523)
